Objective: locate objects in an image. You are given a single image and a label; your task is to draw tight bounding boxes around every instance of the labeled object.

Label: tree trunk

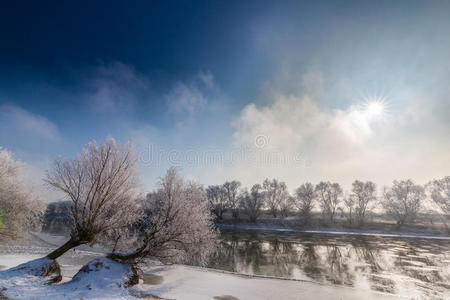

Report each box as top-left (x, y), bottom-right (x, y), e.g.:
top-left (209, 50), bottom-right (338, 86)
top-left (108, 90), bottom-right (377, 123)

top-left (47, 237), bottom-right (83, 260)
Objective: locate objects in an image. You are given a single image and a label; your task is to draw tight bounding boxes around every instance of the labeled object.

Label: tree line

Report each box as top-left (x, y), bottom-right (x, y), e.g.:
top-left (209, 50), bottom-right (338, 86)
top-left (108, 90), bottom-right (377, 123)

top-left (206, 177), bottom-right (450, 229)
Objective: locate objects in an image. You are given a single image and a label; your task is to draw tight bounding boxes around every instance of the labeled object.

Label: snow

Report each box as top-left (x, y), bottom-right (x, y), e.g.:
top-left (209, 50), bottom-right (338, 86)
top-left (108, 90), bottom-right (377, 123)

top-left (0, 257), bottom-right (136, 300)
top-left (0, 253), bottom-right (404, 300)
top-left (133, 265), bottom-right (401, 300)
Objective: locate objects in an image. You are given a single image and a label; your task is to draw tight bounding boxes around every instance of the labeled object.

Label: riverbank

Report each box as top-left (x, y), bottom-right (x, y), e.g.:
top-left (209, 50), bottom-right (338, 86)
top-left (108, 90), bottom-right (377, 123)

top-left (0, 251), bottom-right (403, 300)
top-left (217, 223), bottom-right (450, 240)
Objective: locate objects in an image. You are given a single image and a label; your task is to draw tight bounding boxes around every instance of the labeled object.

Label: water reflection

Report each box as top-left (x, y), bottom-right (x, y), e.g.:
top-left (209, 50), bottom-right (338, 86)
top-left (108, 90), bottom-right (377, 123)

top-left (209, 230), bottom-right (450, 299)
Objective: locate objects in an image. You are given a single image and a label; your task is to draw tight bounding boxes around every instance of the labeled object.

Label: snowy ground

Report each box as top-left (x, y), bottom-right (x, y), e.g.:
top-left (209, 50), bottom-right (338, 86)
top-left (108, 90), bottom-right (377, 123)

top-left (132, 265), bottom-right (403, 300)
top-left (0, 253), bottom-right (402, 300)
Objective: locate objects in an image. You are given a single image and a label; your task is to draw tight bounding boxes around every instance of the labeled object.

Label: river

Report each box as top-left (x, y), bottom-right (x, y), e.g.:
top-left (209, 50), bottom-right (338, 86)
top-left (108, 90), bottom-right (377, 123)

top-left (208, 230), bottom-right (450, 299)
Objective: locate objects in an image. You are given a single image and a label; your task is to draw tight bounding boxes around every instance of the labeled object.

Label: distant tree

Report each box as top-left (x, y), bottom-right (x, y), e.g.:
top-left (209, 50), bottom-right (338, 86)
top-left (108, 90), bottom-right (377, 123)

top-left (223, 181), bottom-right (241, 220)
top-left (0, 149), bottom-right (42, 240)
top-left (343, 193), bottom-right (355, 225)
top-left (351, 180), bottom-right (377, 227)
top-left (240, 184), bottom-right (264, 222)
top-left (279, 194), bottom-right (293, 219)
top-left (109, 168), bottom-right (217, 266)
top-left (206, 185), bottom-right (228, 220)
top-left (42, 201), bottom-right (73, 233)
top-left (45, 137), bottom-right (141, 259)
top-left (383, 180), bottom-right (425, 226)
top-left (263, 179), bottom-right (288, 218)
top-left (294, 183), bottom-right (316, 225)
top-left (428, 176), bottom-right (450, 231)
top-left (315, 182), bottom-right (342, 224)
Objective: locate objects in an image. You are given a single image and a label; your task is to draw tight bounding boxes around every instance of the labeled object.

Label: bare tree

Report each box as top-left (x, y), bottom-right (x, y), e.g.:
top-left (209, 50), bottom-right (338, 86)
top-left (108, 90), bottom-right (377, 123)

top-left (351, 180), bottom-right (377, 227)
top-left (206, 185), bottom-right (228, 220)
top-left (0, 149), bottom-right (42, 240)
top-left (315, 182), bottom-right (342, 224)
top-left (427, 176), bottom-right (450, 231)
top-left (294, 183), bottom-right (315, 225)
top-left (45, 137), bottom-right (141, 259)
top-left (383, 180), bottom-right (425, 226)
top-left (109, 168), bottom-right (217, 266)
top-left (240, 184), bottom-right (264, 222)
top-left (223, 181), bottom-right (241, 220)
top-left (263, 179), bottom-right (288, 218)
top-left (343, 193), bottom-right (355, 225)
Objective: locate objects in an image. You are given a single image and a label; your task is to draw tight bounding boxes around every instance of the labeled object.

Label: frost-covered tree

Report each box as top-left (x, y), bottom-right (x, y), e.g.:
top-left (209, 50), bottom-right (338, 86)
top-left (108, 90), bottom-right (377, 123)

top-left (427, 176), bottom-right (450, 231)
top-left (428, 176), bottom-right (450, 215)
top-left (315, 182), bottom-right (342, 224)
top-left (0, 149), bottom-right (42, 240)
top-left (294, 183), bottom-right (315, 225)
top-left (263, 179), bottom-right (288, 218)
top-left (206, 185), bottom-right (228, 220)
top-left (223, 180), bottom-right (241, 220)
top-left (109, 168), bottom-right (217, 266)
top-left (383, 180), bottom-right (425, 226)
top-left (240, 184), bottom-right (264, 222)
top-left (45, 138), bottom-right (141, 259)
top-left (351, 180), bottom-right (376, 226)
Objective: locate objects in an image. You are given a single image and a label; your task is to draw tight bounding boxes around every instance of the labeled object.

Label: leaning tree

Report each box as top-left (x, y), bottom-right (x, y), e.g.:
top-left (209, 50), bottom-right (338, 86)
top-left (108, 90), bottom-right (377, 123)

top-left (45, 137), bottom-right (141, 259)
top-left (108, 168), bottom-right (217, 266)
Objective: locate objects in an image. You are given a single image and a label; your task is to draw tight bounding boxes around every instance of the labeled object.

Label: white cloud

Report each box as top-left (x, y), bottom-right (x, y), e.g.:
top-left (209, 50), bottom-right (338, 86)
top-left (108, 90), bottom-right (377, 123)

top-left (0, 104), bottom-right (60, 140)
top-left (230, 90), bottom-right (450, 191)
top-left (86, 61), bottom-right (152, 113)
top-left (166, 82), bottom-right (207, 117)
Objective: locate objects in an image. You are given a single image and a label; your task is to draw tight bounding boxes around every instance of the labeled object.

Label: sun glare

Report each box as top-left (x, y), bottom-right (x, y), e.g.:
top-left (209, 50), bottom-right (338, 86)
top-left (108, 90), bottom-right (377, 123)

top-left (362, 96), bottom-right (388, 120)
top-left (366, 101), bottom-right (384, 116)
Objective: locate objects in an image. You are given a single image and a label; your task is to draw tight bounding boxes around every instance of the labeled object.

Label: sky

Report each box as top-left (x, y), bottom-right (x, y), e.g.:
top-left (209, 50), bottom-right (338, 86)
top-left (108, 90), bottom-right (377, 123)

top-left (1, 0), bottom-right (449, 200)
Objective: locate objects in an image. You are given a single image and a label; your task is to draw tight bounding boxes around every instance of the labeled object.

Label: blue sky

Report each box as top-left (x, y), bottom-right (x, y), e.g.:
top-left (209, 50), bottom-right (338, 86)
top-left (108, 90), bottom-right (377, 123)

top-left (1, 1), bottom-right (449, 200)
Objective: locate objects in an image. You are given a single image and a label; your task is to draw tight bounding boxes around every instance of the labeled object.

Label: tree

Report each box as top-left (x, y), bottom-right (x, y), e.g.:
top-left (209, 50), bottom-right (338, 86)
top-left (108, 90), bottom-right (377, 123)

top-left (109, 168), bottom-right (217, 266)
top-left (351, 180), bottom-right (377, 226)
top-left (223, 180), bottom-right (241, 220)
top-left (383, 180), bottom-right (425, 226)
top-left (0, 149), bottom-right (42, 240)
top-left (45, 137), bottom-right (141, 259)
top-left (315, 182), bottom-right (342, 224)
top-left (427, 176), bottom-right (450, 231)
top-left (240, 184), bottom-right (264, 222)
top-left (263, 179), bottom-right (288, 218)
top-left (294, 183), bottom-right (315, 225)
top-left (206, 185), bottom-right (228, 220)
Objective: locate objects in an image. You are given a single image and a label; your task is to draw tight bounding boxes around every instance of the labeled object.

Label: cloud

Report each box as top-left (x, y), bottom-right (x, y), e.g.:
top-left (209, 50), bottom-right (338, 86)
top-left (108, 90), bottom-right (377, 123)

top-left (0, 104), bottom-right (60, 140)
top-left (166, 71), bottom-right (214, 120)
top-left (230, 89), bottom-right (450, 191)
top-left (85, 62), bottom-right (152, 113)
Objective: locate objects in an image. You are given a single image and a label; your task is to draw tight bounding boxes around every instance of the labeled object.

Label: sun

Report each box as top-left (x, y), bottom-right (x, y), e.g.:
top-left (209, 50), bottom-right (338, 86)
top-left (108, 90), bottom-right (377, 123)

top-left (366, 101), bottom-right (384, 116)
top-left (362, 96), bottom-right (387, 120)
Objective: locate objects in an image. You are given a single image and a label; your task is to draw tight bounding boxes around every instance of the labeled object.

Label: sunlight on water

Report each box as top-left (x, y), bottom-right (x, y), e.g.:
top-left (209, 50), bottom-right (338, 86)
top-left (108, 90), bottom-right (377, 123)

top-left (209, 231), bottom-right (450, 299)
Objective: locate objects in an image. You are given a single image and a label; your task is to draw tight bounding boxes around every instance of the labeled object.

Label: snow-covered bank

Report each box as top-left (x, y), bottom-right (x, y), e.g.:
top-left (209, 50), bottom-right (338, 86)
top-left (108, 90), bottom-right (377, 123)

top-left (133, 265), bottom-right (402, 300)
top-left (218, 223), bottom-right (450, 240)
top-left (0, 253), bottom-right (404, 300)
top-left (0, 257), bottom-right (137, 300)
